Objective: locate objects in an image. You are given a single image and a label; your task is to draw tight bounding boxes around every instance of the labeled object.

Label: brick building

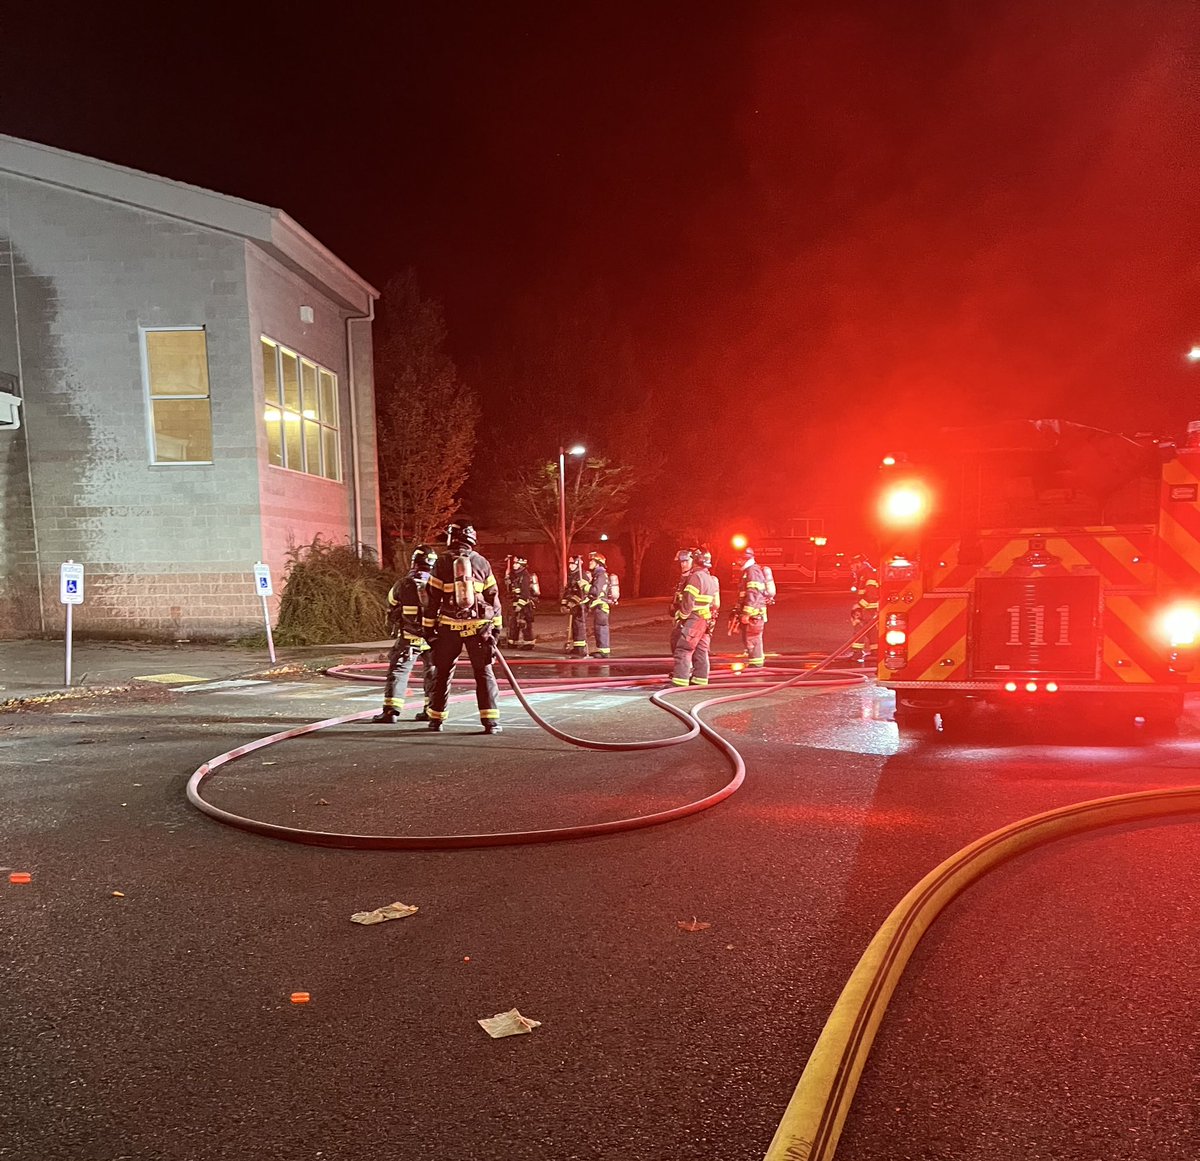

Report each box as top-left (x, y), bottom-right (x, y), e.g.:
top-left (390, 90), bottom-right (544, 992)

top-left (0, 134), bottom-right (380, 639)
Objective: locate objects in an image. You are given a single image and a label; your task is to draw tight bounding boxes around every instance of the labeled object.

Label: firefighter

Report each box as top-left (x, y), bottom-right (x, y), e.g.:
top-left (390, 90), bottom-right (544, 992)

top-left (372, 543), bottom-right (438, 723)
top-left (504, 555), bottom-right (540, 650)
top-left (422, 520), bottom-right (505, 734)
top-left (585, 550), bottom-right (613, 657)
top-left (849, 555), bottom-right (879, 664)
top-left (671, 546), bottom-right (720, 686)
top-left (561, 553), bottom-right (589, 657)
top-left (729, 545), bottom-right (769, 667)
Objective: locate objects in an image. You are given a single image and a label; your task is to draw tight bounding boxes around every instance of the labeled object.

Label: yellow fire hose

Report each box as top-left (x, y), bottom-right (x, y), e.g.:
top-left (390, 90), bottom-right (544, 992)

top-left (764, 784), bottom-right (1200, 1161)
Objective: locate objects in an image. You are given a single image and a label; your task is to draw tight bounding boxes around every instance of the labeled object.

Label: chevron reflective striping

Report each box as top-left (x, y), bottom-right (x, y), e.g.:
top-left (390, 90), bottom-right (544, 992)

top-left (1058, 532), bottom-right (1151, 588)
top-left (904, 597), bottom-right (968, 680)
top-left (1100, 597), bottom-right (1157, 684)
top-left (1155, 508), bottom-right (1200, 588)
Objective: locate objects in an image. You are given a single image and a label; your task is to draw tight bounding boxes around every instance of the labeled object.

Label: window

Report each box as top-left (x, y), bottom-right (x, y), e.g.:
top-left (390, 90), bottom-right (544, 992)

top-left (261, 338), bottom-right (340, 480)
top-left (143, 328), bottom-right (212, 463)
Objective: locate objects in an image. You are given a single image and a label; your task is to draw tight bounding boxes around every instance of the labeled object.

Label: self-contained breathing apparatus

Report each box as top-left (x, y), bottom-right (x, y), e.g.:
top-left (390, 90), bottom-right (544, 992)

top-left (447, 522), bottom-right (480, 617)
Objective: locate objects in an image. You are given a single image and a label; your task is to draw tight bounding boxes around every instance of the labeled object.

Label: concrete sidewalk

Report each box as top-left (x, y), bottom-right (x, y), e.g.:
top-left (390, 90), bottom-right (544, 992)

top-left (0, 597), bottom-right (672, 708)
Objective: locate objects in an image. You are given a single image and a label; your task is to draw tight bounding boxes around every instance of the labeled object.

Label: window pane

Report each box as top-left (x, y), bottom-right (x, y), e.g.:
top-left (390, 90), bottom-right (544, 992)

top-left (283, 409), bottom-right (302, 469)
top-left (265, 407), bottom-right (283, 467)
top-left (261, 340), bottom-right (280, 405)
top-left (303, 417), bottom-right (321, 475)
top-left (153, 399), bottom-right (212, 462)
top-left (322, 428), bottom-right (340, 481)
top-left (319, 370), bottom-right (337, 424)
top-left (280, 350), bottom-right (300, 411)
top-left (147, 330), bottom-right (209, 397)
top-left (301, 361), bottom-right (319, 421)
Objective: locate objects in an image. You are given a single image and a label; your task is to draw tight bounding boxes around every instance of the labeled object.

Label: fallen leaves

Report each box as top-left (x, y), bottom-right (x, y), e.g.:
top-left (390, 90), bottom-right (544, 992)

top-left (677, 917), bottom-right (711, 932)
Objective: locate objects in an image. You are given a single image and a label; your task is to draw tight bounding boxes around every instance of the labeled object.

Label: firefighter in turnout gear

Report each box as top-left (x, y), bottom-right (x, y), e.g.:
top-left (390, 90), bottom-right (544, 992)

top-left (372, 543), bottom-right (438, 723)
top-left (585, 550), bottom-right (613, 657)
top-left (848, 555), bottom-right (879, 664)
top-left (504, 555), bottom-right (540, 650)
top-left (728, 545), bottom-right (769, 667)
top-left (671, 547), bottom-right (720, 686)
top-left (423, 521), bottom-right (505, 733)
top-left (562, 553), bottom-right (589, 657)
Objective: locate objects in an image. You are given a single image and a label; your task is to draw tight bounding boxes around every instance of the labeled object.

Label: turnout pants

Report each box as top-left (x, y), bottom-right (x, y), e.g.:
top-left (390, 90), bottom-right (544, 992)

top-left (671, 615), bottom-right (712, 686)
top-left (382, 639), bottom-right (435, 713)
top-left (566, 604), bottom-right (588, 655)
top-left (507, 601), bottom-right (536, 647)
top-left (740, 612), bottom-right (766, 665)
top-left (428, 627), bottom-right (500, 724)
top-left (587, 602), bottom-right (610, 656)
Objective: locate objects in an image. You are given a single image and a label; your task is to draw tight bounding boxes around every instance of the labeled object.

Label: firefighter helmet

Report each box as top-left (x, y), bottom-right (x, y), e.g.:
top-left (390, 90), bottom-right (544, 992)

top-left (411, 543), bottom-right (437, 570)
top-left (447, 521), bottom-right (476, 549)
top-left (676, 548), bottom-right (694, 571)
top-left (691, 547), bottom-right (712, 568)
top-left (589, 551), bottom-right (606, 565)
top-left (512, 555), bottom-right (527, 567)
top-left (735, 545), bottom-right (756, 565)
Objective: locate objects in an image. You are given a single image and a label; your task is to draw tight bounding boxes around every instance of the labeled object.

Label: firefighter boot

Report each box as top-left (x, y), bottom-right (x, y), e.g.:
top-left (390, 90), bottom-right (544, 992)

top-left (371, 709), bottom-right (398, 724)
top-left (483, 722), bottom-right (504, 735)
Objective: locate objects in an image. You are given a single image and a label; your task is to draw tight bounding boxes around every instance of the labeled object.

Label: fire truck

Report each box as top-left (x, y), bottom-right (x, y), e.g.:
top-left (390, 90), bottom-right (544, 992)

top-left (871, 419), bottom-right (1200, 734)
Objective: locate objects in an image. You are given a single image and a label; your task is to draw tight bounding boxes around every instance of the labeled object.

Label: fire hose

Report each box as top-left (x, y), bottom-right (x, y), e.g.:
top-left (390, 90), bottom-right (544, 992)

top-left (185, 630), bottom-right (868, 850)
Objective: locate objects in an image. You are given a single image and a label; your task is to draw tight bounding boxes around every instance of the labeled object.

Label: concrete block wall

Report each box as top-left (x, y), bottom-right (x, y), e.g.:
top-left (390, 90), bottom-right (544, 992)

top-left (1, 174), bottom-right (266, 637)
top-left (0, 183), bottom-right (42, 634)
top-left (248, 246), bottom-right (381, 578)
top-left (42, 566), bottom-right (265, 639)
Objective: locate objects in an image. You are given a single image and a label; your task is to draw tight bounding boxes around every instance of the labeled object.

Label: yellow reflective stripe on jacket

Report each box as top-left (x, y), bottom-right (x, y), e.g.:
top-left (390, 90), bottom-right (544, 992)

top-left (745, 580), bottom-right (765, 591)
top-left (427, 576), bottom-right (447, 591)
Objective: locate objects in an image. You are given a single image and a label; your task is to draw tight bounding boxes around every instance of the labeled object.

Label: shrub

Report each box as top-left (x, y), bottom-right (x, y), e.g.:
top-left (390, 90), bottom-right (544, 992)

top-left (273, 537), bottom-right (392, 646)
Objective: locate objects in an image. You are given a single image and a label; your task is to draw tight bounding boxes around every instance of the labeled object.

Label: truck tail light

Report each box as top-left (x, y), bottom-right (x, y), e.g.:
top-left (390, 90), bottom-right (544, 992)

top-left (883, 612), bottom-right (908, 671)
top-left (1159, 602), bottom-right (1200, 672)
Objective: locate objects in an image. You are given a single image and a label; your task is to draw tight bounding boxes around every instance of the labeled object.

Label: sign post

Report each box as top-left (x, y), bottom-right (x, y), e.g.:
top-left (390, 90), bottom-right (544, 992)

top-left (253, 562), bottom-right (277, 664)
top-left (59, 560), bottom-right (85, 686)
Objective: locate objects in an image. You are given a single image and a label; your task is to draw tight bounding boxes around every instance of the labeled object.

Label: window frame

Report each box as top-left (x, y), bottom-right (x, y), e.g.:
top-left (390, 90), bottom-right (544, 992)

top-left (140, 325), bottom-right (214, 466)
top-left (260, 336), bottom-right (342, 482)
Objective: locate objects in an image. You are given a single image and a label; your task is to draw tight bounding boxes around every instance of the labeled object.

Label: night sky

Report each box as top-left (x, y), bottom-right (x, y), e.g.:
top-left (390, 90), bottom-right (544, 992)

top-left (5, 0), bottom-right (1200, 528)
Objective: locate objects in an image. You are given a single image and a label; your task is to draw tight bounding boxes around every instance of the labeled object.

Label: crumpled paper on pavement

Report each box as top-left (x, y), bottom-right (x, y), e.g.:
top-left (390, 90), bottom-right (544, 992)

top-left (350, 901), bottom-right (419, 925)
top-left (477, 1008), bottom-right (542, 1038)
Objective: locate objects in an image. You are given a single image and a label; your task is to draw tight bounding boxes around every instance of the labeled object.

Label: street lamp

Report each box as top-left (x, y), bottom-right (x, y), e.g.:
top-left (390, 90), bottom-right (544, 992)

top-left (558, 443), bottom-right (586, 590)
top-left (1186, 345), bottom-right (1200, 363)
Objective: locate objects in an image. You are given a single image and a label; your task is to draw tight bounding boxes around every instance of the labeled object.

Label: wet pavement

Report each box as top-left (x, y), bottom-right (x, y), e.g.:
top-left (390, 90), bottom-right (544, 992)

top-left (4, 590), bottom-right (1196, 1161)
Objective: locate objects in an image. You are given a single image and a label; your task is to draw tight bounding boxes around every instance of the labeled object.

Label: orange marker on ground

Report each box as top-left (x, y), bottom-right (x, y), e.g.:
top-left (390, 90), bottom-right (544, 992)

top-left (9, 872), bottom-right (31, 884)
top-left (290, 991), bottom-right (311, 1004)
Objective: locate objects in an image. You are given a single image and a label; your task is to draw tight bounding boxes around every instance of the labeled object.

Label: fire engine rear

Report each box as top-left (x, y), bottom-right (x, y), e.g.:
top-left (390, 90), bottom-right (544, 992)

top-left (872, 419), bottom-right (1200, 734)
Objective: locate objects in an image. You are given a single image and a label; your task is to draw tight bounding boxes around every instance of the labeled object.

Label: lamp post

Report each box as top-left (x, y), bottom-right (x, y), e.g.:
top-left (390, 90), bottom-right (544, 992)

top-left (558, 443), bottom-right (586, 590)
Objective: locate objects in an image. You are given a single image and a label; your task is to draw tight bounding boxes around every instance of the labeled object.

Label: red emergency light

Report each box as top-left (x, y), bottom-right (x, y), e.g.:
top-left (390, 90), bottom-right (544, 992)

top-left (878, 481), bottom-right (931, 528)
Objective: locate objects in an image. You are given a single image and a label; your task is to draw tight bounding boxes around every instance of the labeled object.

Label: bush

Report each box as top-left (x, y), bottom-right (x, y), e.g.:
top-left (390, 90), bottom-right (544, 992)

top-left (274, 537), bottom-right (393, 646)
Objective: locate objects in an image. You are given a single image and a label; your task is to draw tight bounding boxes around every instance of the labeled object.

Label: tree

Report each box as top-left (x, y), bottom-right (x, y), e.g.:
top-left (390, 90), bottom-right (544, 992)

top-left (374, 270), bottom-right (478, 565)
top-left (507, 455), bottom-right (635, 585)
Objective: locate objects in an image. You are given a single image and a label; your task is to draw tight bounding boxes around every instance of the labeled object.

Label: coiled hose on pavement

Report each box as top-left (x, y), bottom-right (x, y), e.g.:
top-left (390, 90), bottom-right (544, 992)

top-left (186, 631), bottom-right (868, 849)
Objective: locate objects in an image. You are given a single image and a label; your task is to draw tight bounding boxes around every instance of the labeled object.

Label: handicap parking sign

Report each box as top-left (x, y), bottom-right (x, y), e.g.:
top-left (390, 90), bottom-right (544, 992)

top-left (59, 561), bottom-right (85, 605)
top-left (253, 562), bottom-right (273, 597)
